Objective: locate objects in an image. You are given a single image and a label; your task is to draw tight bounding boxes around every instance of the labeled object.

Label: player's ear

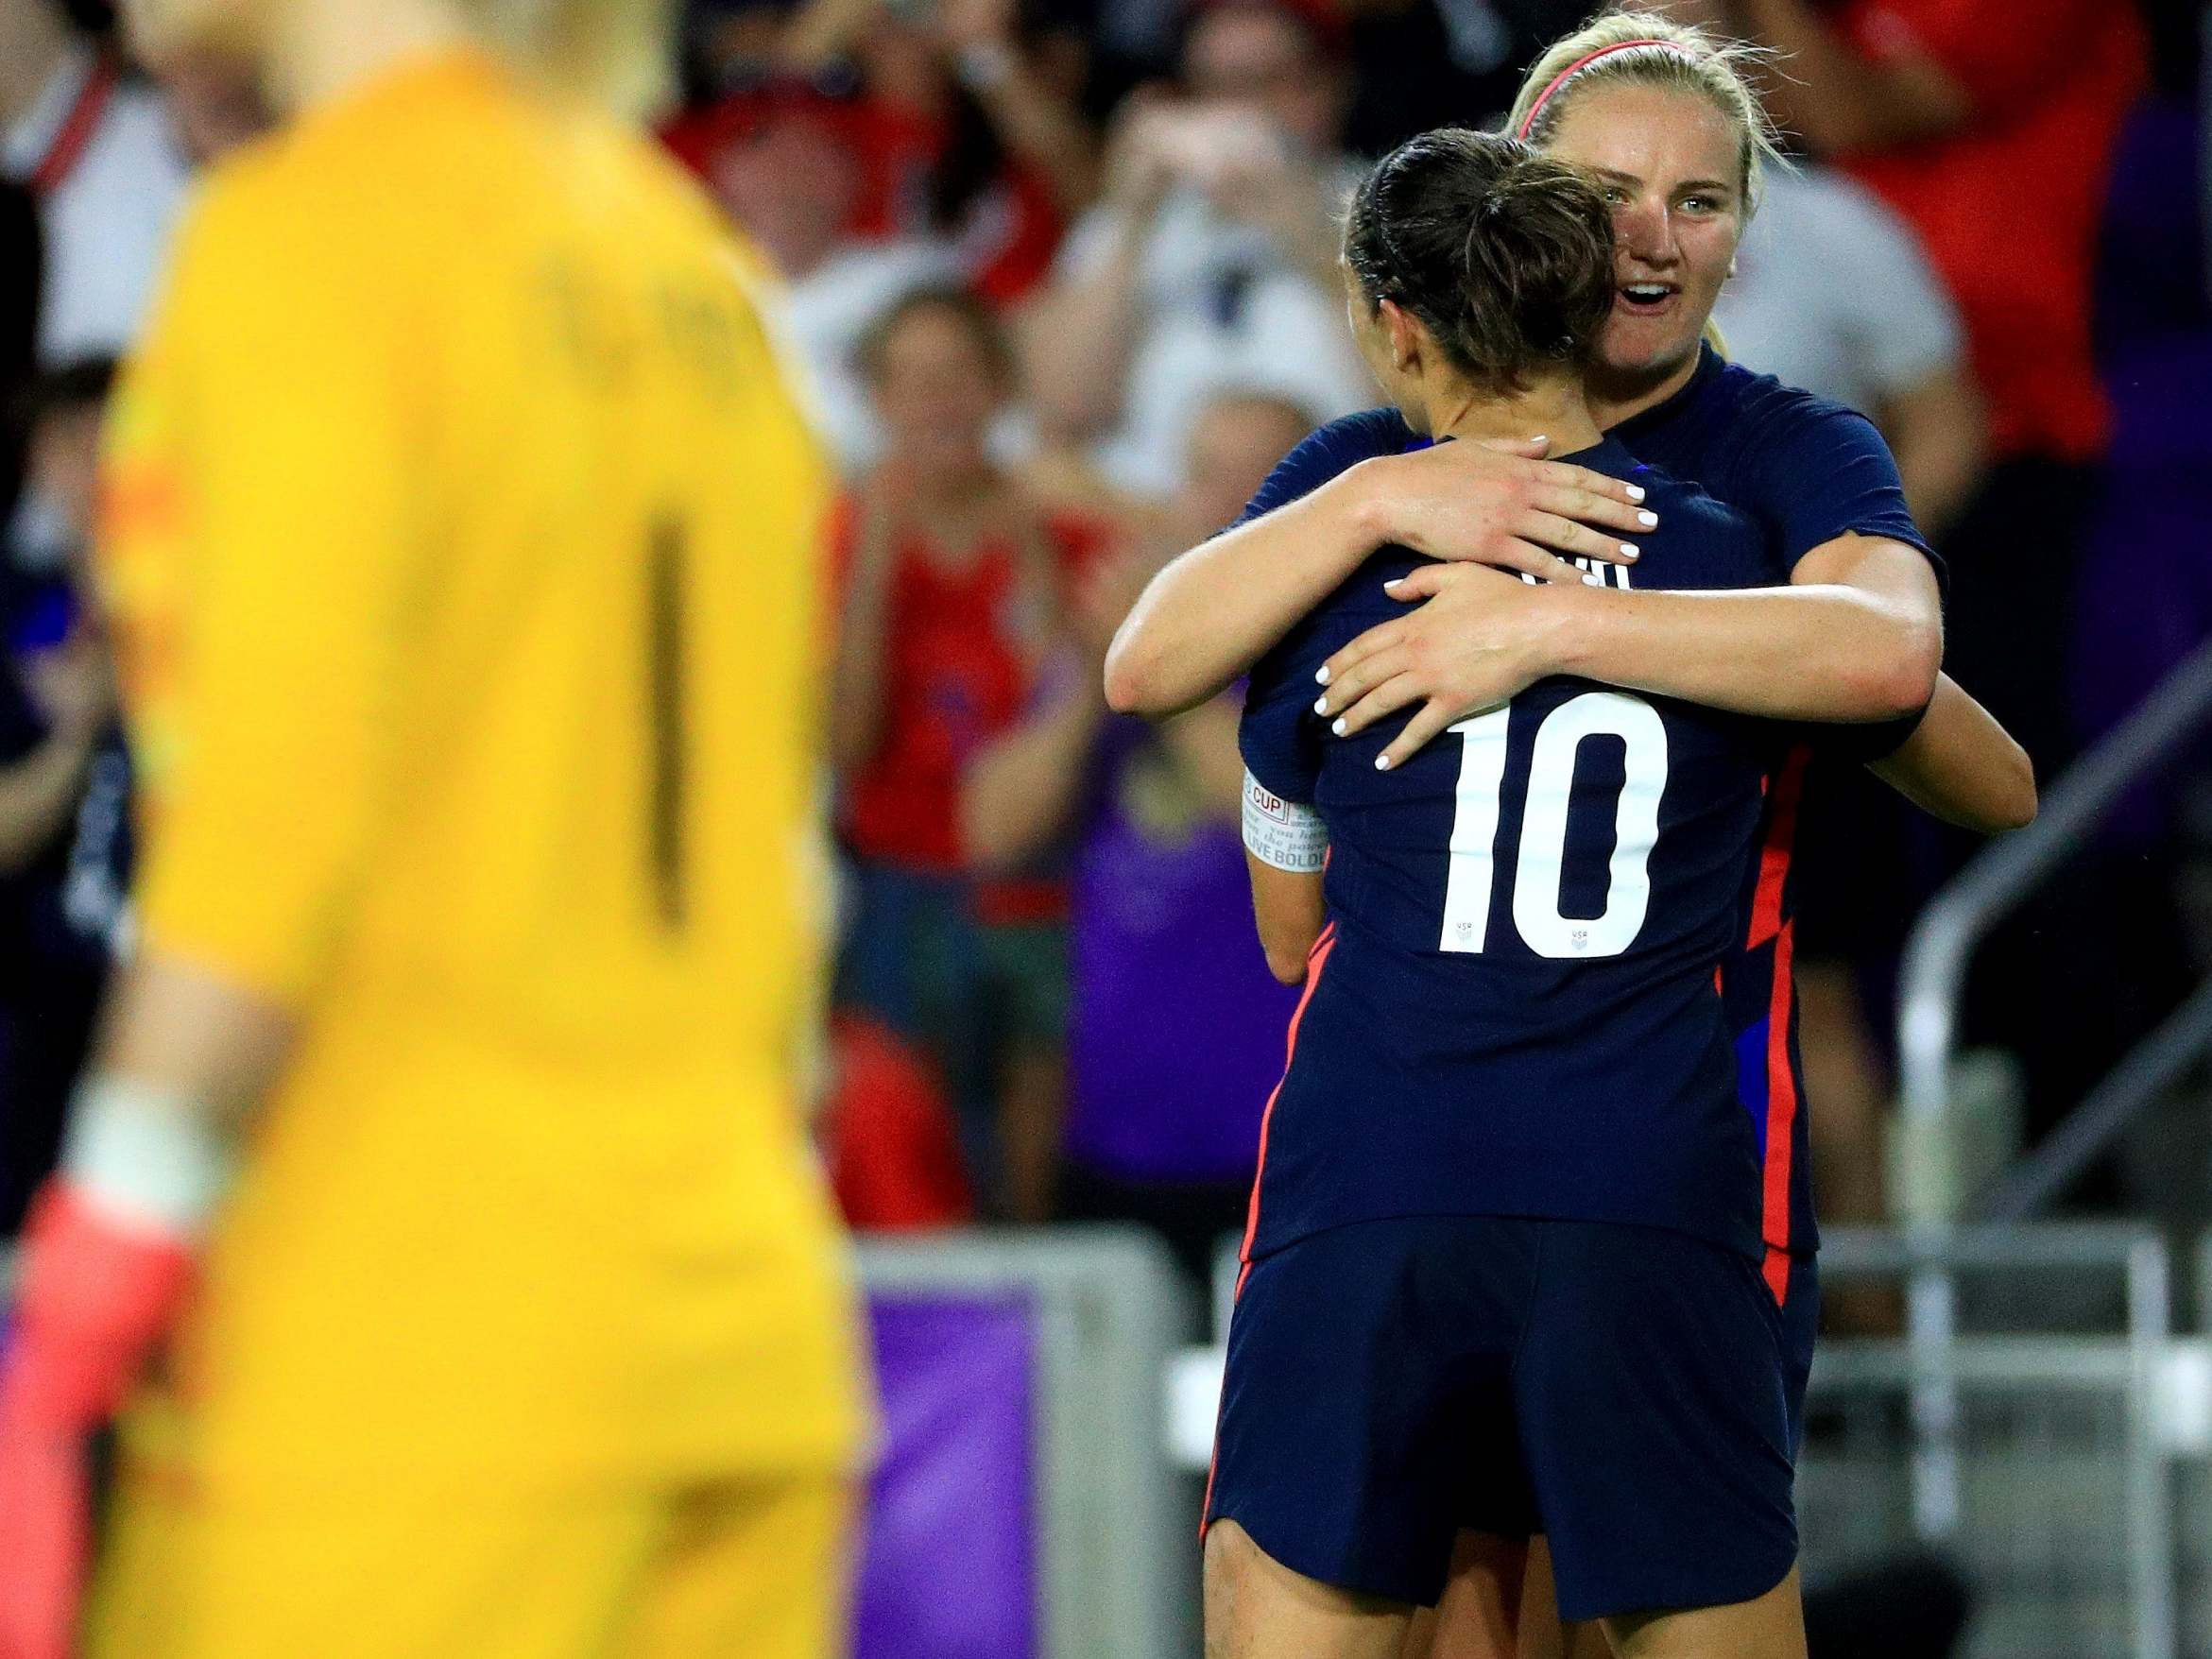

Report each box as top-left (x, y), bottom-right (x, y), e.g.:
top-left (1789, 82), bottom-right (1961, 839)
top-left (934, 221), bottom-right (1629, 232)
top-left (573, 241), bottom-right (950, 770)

top-left (1378, 299), bottom-right (1421, 376)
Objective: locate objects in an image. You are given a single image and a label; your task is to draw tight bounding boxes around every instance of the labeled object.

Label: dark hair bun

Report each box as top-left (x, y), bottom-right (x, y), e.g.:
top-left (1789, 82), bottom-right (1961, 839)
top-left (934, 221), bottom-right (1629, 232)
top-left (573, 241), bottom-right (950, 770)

top-left (1344, 128), bottom-right (1616, 391)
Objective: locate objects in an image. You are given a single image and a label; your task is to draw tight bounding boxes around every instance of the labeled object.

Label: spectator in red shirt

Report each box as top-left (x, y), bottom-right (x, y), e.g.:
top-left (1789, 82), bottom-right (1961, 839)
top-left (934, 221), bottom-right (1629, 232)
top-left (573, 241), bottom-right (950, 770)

top-left (1720, 0), bottom-right (2161, 1172)
top-left (830, 284), bottom-right (1111, 1223)
top-left (776, 0), bottom-right (1101, 303)
top-left (821, 1012), bottom-right (975, 1232)
top-left (1723, 0), bottom-right (2145, 776)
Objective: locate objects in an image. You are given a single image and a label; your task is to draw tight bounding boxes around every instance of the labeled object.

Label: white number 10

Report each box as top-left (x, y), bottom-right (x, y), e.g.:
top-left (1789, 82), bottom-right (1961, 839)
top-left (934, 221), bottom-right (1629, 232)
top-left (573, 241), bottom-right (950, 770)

top-left (1438, 692), bottom-right (1668, 959)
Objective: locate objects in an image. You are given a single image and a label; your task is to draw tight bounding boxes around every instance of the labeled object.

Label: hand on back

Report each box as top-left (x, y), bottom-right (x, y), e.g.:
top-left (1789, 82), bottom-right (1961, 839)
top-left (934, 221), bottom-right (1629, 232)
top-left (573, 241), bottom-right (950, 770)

top-left (1360, 436), bottom-right (1654, 585)
top-left (1312, 563), bottom-right (1581, 773)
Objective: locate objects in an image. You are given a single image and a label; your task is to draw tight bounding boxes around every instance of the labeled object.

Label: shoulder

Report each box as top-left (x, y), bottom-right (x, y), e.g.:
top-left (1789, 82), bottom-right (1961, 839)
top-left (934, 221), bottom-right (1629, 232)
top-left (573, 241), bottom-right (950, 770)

top-left (1238, 408), bottom-right (1418, 523)
top-left (596, 117), bottom-right (739, 248)
top-left (1707, 359), bottom-right (1892, 466)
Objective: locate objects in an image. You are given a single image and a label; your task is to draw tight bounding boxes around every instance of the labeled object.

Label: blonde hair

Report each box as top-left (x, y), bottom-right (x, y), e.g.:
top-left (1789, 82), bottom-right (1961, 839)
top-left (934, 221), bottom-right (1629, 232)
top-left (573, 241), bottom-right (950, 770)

top-left (1507, 10), bottom-right (1784, 217)
top-left (472, 0), bottom-right (674, 112)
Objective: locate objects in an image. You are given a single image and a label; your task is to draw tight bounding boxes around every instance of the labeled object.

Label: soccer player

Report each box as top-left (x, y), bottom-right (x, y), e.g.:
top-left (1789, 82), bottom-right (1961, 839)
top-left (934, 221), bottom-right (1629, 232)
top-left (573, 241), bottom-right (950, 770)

top-left (1209, 126), bottom-right (1825, 1656)
top-left (0, 2), bottom-right (869, 1656)
top-left (1123, 16), bottom-right (2032, 1657)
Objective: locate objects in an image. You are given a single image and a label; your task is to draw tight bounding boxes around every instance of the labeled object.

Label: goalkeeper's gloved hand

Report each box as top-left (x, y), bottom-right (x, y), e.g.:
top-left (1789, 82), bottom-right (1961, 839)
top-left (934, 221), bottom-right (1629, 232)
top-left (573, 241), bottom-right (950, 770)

top-left (0, 1087), bottom-right (214, 1659)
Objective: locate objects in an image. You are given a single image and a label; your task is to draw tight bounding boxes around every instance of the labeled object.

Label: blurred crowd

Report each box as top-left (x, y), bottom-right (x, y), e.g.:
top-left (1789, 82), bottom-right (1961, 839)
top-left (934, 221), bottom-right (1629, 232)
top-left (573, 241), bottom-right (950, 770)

top-left (3, 0), bottom-right (2211, 1303)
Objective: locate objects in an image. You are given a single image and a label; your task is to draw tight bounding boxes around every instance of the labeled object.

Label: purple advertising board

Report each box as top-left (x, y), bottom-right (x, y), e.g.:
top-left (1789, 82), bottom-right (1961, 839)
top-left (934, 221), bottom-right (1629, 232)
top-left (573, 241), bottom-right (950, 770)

top-left (854, 1292), bottom-right (1038, 1659)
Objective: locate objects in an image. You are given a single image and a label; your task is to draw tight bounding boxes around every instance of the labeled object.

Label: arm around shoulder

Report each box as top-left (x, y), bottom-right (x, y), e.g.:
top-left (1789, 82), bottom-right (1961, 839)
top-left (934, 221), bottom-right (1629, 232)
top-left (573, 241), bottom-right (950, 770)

top-left (1103, 454), bottom-right (1389, 717)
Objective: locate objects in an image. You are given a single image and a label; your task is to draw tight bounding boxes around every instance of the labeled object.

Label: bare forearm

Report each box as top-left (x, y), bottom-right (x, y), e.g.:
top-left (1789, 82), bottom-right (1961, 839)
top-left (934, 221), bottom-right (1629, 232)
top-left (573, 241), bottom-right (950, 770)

top-left (1106, 470), bottom-right (1379, 716)
top-left (94, 950), bottom-right (298, 1137)
top-left (1552, 583), bottom-right (1941, 722)
top-left (1157, 697), bottom-right (1248, 820)
top-left (1247, 856), bottom-right (1327, 983)
top-left (1881, 374), bottom-right (1987, 541)
top-left (0, 734), bottom-right (94, 871)
top-left (1869, 674), bottom-right (2035, 831)
top-left (969, 60), bottom-right (1100, 214)
top-left (1732, 0), bottom-right (1966, 149)
top-left (1025, 221), bottom-right (1149, 435)
top-left (960, 659), bottom-right (1109, 867)
top-left (828, 549), bottom-right (899, 769)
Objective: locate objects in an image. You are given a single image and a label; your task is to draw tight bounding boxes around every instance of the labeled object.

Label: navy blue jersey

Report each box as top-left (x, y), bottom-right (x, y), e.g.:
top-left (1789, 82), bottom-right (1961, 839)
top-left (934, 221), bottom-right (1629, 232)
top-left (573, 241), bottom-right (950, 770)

top-left (1231, 351), bottom-right (1946, 1267)
top-left (1239, 434), bottom-right (1791, 1262)
top-left (1612, 345), bottom-right (1937, 579)
top-left (1255, 348), bottom-right (1937, 576)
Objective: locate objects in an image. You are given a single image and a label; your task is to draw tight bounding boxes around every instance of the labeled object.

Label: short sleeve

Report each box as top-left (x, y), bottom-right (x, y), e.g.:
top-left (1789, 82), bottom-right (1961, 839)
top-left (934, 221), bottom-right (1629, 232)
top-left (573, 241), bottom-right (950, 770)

top-left (106, 179), bottom-right (418, 1005)
top-left (1232, 408), bottom-right (1417, 531)
top-left (1736, 398), bottom-right (1943, 592)
top-left (1815, 706), bottom-right (1930, 763)
top-left (1239, 624), bottom-right (1326, 806)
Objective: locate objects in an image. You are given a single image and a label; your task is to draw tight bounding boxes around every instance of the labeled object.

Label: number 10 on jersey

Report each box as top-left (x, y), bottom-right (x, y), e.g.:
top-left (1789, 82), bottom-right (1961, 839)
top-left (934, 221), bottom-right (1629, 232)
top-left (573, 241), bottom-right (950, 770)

top-left (1439, 692), bottom-right (1668, 960)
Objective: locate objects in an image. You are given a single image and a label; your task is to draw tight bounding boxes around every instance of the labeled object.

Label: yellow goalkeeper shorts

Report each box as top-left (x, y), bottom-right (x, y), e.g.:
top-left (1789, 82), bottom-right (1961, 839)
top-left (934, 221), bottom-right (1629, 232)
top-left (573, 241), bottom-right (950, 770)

top-left (83, 1462), bottom-right (855, 1659)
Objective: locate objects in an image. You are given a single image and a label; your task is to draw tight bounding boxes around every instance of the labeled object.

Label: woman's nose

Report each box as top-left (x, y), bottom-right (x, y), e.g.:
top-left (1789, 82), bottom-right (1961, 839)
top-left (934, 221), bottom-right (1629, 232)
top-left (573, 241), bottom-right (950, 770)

top-left (1615, 200), bottom-right (1679, 265)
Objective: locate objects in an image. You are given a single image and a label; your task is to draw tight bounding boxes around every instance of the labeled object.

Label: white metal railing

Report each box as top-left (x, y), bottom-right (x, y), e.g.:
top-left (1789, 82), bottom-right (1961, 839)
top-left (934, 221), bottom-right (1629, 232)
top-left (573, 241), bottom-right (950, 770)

top-left (1895, 636), bottom-right (2212, 1539)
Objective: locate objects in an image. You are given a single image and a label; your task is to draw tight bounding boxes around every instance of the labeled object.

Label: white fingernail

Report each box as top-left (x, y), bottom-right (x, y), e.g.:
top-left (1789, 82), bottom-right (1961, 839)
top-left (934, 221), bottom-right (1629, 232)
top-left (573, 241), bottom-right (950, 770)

top-left (1638, 510), bottom-right (1657, 527)
top-left (1314, 696), bottom-right (1329, 715)
top-left (1382, 578), bottom-right (1403, 590)
top-left (1331, 717), bottom-right (1347, 736)
top-left (1620, 543), bottom-right (1639, 558)
top-left (1625, 484), bottom-right (1646, 502)
top-left (1314, 665), bottom-right (1331, 686)
top-left (1375, 753), bottom-right (1393, 771)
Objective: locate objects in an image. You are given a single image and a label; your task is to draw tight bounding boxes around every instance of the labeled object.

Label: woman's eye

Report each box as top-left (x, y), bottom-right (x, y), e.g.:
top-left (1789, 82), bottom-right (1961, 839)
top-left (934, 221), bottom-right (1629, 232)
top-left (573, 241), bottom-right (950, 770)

top-left (1603, 187), bottom-right (1631, 205)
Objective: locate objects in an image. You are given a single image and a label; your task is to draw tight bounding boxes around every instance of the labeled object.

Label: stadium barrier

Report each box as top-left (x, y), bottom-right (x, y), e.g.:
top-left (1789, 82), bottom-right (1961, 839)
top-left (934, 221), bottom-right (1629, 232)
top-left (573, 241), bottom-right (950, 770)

top-left (2, 1223), bottom-right (2203, 1656)
top-left (1897, 636), bottom-right (2212, 1542)
top-left (1799, 1226), bottom-right (2180, 1659)
top-left (857, 1226), bottom-right (1199, 1659)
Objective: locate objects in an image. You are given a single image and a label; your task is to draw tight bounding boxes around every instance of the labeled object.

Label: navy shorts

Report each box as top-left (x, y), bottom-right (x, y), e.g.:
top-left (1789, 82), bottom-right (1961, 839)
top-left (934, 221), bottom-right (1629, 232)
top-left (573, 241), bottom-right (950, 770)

top-left (1204, 1216), bottom-right (1804, 1622)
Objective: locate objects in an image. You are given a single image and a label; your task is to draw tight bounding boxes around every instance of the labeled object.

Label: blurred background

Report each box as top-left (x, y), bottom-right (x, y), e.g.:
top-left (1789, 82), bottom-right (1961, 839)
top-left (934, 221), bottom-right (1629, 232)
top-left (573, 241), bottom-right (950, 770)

top-left (2, 0), bottom-right (2210, 1653)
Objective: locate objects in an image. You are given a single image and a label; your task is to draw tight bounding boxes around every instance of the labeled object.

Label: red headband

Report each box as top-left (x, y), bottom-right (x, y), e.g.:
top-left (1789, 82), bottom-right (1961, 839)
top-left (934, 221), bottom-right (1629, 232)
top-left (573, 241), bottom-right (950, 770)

top-left (1516, 39), bottom-right (1698, 140)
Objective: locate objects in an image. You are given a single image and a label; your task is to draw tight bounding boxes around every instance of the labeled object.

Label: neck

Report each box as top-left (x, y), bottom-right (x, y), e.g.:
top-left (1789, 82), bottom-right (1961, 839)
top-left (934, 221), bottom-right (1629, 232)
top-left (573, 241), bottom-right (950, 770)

top-left (907, 459), bottom-right (999, 517)
top-left (1586, 347), bottom-right (1705, 433)
top-left (1426, 372), bottom-right (1604, 454)
top-left (265, 0), bottom-right (470, 117)
top-left (0, 7), bottom-right (75, 133)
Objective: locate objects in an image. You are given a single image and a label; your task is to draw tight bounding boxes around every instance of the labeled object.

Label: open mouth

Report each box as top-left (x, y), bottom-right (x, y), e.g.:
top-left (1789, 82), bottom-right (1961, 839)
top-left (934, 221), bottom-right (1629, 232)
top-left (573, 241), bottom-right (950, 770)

top-left (1616, 282), bottom-right (1679, 316)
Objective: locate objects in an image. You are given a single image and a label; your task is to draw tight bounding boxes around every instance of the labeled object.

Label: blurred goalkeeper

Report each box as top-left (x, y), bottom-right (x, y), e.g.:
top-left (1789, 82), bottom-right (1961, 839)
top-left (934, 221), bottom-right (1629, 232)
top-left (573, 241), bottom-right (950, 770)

top-left (0, 0), bottom-right (870, 1655)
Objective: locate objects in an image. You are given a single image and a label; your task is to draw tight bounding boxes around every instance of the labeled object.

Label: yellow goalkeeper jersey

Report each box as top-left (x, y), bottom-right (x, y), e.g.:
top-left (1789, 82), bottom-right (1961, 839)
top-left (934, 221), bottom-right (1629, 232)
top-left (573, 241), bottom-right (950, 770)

top-left (98, 48), bottom-right (867, 1495)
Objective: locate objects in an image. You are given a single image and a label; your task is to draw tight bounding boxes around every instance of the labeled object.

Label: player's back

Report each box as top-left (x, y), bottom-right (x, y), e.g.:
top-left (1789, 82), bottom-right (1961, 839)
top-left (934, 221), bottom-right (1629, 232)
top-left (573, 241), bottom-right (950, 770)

top-left (102, 51), bottom-right (865, 1491)
top-left (1239, 435), bottom-right (1788, 1265)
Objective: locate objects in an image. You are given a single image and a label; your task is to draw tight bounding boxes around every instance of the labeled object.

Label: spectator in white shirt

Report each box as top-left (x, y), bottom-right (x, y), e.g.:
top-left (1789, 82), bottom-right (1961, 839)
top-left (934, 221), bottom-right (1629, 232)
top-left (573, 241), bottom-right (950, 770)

top-left (0, 1), bottom-right (188, 366)
top-left (1713, 156), bottom-right (1985, 538)
top-left (1023, 0), bottom-right (1375, 499)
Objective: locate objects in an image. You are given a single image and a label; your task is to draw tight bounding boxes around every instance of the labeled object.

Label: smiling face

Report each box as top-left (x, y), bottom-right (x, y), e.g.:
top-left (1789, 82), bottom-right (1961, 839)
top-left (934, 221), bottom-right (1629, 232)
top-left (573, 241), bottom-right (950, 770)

top-left (1541, 82), bottom-right (1745, 391)
top-left (870, 301), bottom-right (1008, 483)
